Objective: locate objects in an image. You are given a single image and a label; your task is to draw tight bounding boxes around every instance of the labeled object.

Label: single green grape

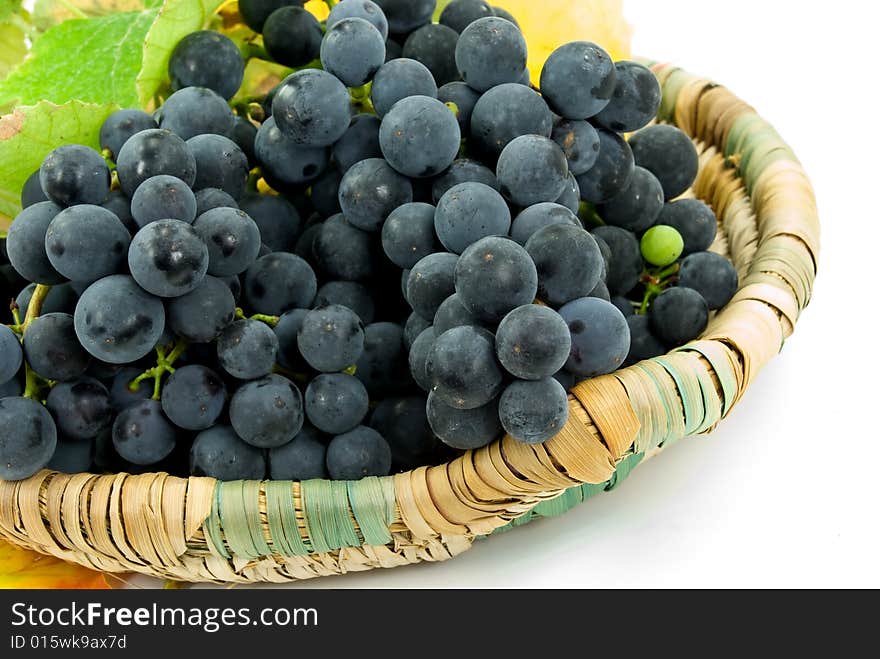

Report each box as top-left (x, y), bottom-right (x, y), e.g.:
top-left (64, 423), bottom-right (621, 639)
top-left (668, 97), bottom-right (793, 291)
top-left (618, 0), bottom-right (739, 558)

top-left (640, 225), bottom-right (684, 267)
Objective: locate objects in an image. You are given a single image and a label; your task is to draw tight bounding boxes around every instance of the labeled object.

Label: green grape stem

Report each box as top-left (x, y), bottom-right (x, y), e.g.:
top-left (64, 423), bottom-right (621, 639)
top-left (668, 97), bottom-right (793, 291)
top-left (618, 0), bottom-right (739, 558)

top-left (637, 263), bottom-right (682, 314)
top-left (234, 307), bottom-right (280, 327)
top-left (128, 341), bottom-right (189, 400)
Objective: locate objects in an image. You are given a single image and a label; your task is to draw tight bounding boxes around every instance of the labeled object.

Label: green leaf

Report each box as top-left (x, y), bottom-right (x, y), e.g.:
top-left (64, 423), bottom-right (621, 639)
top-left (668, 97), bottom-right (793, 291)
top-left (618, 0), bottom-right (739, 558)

top-left (0, 101), bottom-right (118, 223)
top-left (0, 10), bottom-right (159, 110)
top-left (31, 0), bottom-right (150, 30)
top-left (0, 22), bottom-right (27, 79)
top-left (136, 0), bottom-right (225, 106)
top-left (0, 0), bottom-right (23, 22)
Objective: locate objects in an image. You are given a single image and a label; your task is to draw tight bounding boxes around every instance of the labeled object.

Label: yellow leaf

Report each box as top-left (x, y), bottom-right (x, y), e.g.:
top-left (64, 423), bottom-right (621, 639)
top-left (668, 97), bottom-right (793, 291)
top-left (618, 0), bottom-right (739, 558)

top-left (0, 539), bottom-right (112, 589)
top-left (493, 0), bottom-right (632, 82)
top-left (304, 0), bottom-right (329, 22)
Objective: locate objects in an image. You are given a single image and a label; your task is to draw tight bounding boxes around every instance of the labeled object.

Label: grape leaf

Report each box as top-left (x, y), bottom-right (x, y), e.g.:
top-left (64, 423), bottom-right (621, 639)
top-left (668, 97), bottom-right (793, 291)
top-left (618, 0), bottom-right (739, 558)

top-left (0, 22), bottom-right (27, 79)
top-left (0, 100), bottom-right (118, 224)
top-left (31, 0), bottom-right (150, 30)
top-left (0, 10), bottom-right (159, 111)
top-left (136, 0), bottom-right (225, 106)
top-left (0, 0), bottom-right (22, 22)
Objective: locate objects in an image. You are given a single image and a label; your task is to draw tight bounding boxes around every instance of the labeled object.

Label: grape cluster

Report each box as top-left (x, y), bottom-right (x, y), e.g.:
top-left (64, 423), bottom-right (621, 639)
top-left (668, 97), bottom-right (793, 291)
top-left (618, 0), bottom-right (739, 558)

top-left (0, 0), bottom-right (738, 484)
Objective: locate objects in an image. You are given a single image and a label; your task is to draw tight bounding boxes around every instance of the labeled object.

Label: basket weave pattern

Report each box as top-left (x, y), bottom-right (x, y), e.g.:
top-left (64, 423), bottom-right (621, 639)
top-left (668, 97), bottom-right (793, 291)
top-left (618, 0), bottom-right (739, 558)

top-left (0, 64), bottom-right (819, 583)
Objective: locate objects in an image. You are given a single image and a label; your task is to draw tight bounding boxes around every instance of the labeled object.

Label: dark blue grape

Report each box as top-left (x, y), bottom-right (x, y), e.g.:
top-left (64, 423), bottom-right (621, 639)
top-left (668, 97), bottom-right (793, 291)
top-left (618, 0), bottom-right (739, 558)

top-left (48, 437), bottom-right (94, 474)
top-left (369, 395), bottom-right (437, 470)
top-left (355, 322), bottom-right (410, 396)
top-left (46, 377), bottom-right (112, 440)
top-left (130, 175), bottom-right (197, 228)
top-left (305, 373), bottom-right (369, 434)
top-left (591, 225), bottom-right (642, 296)
top-left (407, 252), bottom-right (458, 320)
top-left (437, 82), bottom-right (480, 133)
top-left (434, 182), bottom-right (511, 253)
top-left (101, 190), bottom-right (138, 234)
top-left (612, 295), bottom-right (635, 318)
top-left (217, 319), bottom-right (279, 379)
top-left (649, 286), bottom-right (708, 345)
top-left (408, 326), bottom-right (436, 392)
top-left (192, 207), bottom-right (262, 277)
top-left (440, 0), bottom-right (493, 32)
top-left (116, 129), bottom-right (197, 196)
top-left (497, 135), bottom-right (569, 207)
top-left (495, 304), bottom-right (571, 380)
top-left (678, 251), bottom-right (738, 310)
top-left (100, 109), bottom-right (158, 160)
top-left (379, 96), bottom-right (461, 178)
top-left (510, 202), bottom-right (579, 245)
top-left (256, 116), bottom-right (330, 186)
top-left (552, 368), bottom-right (577, 393)
top-left (526, 223), bottom-right (604, 307)
top-left (190, 425), bottom-right (266, 480)
top-left (426, 391), bottom-right (500, 450)
top-left (559, 296), bottom-right (630, 377)
top-left (588, 279), bottom-right (611, 301)
top-left (238, 194), bottom-right (302, 253)
top-left (109, 367), bottom-right (152, 411)
top-left (6, 201), bottom-right (65, 284)
top-left (231, 116), bottom-right (258, 169)
top-left (432, 293), bottom-right (489, 334)
top-left (188, 134), bottom-right (249, 199)
top-left (332, 114), bottom-right (383, 173)
top-left (499, 377), bottom-right (568, 444)
top-left (315, 281), bottom-right (375, 324)
top-left (372, 0), bottom-right (434, 34)
top-left (112, 399), bottom-right (177, 466)
top-left (455, 17), bottom-right (526, 92)
top-left (328, 0), bottom-right (389, 39)
top-left (454, 236), bottom-right (537, 323)
top-left (298, 304), bottom-right (365, 373)
top-left (0, 325), bottom-right (22, 384)
top-left (540, 42), bottom-right (616, 119)
top-left (39, 145), bottom-right (110, 207)
top-left (167, 275), bottom-right (235, 343)
top-left (169, 30), bottom-right (244, 100)
top-left (313, 214), bottom-right (373, 281)
top-left (74, 275), bottom-right (165, 364)
top-left (159, 87), bottom-right (234, 141)
top-left (272, 70), bottom-right (351, 147)
top-left (432, 160), bottom-right (496, 205)
top-left (239, 0), bottom-right (306, 32)
top-left (403, 23), bottom-right (459, 86)
top-left (310, 167), bottom-right (343, 218)
top-left (370, 58), bottom-right (438, 118)
top-left (575, 128), bottom-right (634, 204)
top-left (244, 252), bottom-right (317, 316)
top-left (624, 313), bottom-right (667, 366)
top-left (338, 158), bottom-right (413, 231)
top-left (0, 397), bottom-right (57, 480)
top-left (385, 37), bottom-right (402, 61)
top-left (268, 425), bottom-right (328, 480)
top-left (554, 172), bottom-right (581, 214)
top-left (593, 61), bottom-right (661, 133)
top-left (597, 166), bottom-right (664, 233)
top-left (326, 426), bottom-right (392, 479)
top-left (230, 374), bottom-right (303, 448)
top-left (263, 6), bottom-right (323, 67)
top-left (404, 311), bottom-right (431, 350)
top-left (629, 124), bottom-right (699, 200)
top-left (552, 118), bottom-right (601, 175)
top-left (381, 202), bottom-right (438, 269)
top-left (470, 83), bottom-right (552, 158)
top-left (320, 17), bottom-right (386, 88)
top-left (427, 325), bottom-right (502, 409)
top-left (273, 308), bottom-right (309, 370)
top-left (21, 170), bottom-right (48, 208)
top-left (17, 284), bottom-right (79, 318)
top-left (656, 199), bottom-right (717, 256)
top-left (24, 313), bottom-right (91, 381)
top-left (492, 5), bottom-right (518, 26)
top-left (128, 219), bottom-right (208, 298)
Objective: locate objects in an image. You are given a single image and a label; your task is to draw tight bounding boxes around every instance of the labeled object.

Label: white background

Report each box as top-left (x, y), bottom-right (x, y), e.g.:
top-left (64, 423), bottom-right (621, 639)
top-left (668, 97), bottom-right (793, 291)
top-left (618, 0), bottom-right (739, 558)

top-left (145, 0), bottom-right (880, 588)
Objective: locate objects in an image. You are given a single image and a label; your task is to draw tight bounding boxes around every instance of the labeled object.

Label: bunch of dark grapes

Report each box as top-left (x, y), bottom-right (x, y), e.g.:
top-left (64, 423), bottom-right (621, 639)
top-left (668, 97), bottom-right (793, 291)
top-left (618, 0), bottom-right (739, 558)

top-left (0, 0), bottom-right (737, 484)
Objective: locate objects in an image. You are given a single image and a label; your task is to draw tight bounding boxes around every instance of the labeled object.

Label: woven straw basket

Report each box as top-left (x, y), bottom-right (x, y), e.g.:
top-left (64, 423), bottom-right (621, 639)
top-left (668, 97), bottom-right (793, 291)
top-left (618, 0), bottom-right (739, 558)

top-left (0, 62), bottom-right (819, 584)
